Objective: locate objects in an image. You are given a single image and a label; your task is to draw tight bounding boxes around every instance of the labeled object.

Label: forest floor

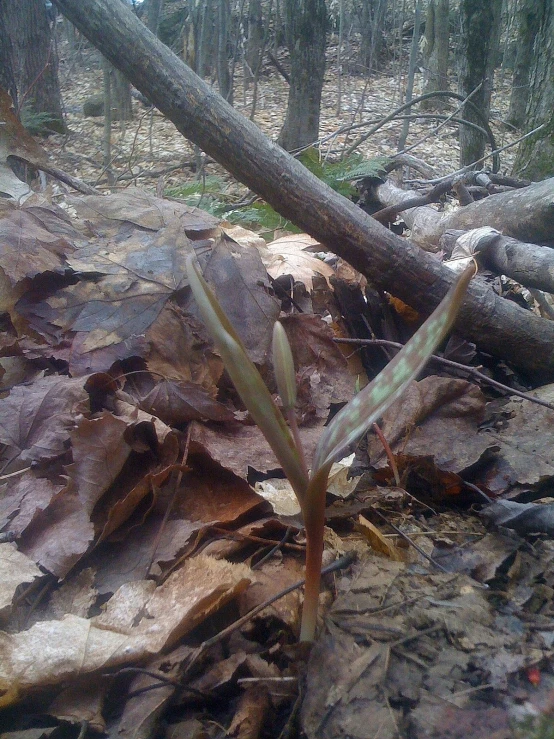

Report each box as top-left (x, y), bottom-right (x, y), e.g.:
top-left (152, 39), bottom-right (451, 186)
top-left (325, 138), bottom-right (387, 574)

top-left (3, 30), bottom-right (554, 739)
top-left (43, 37), bottom-right (519, 206)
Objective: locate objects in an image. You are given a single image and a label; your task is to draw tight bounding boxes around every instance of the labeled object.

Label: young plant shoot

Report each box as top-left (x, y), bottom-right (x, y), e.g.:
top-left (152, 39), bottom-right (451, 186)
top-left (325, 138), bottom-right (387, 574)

top-left (186, 254), bottom-right (475, 642)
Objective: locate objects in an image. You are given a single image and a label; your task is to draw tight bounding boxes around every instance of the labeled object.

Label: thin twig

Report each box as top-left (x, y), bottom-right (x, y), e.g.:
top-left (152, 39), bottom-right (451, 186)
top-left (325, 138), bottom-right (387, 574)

top-left (372, 510), bottom-right (449, 573)
top-left (146, 425), bottom-right (192, 577)
top-left (372, 423), bottom-right (400, 486)
top-left (252, 526), bottom-right (294, 570)
top-left (333, 337), bottom-right (554, 411)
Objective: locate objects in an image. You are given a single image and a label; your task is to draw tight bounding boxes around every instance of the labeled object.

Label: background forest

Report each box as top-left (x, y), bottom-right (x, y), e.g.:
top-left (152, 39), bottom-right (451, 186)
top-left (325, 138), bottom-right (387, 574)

top-left (2, 2), bottom-right (554, 739)
top-left (1, 0), bottom-right (553, 208)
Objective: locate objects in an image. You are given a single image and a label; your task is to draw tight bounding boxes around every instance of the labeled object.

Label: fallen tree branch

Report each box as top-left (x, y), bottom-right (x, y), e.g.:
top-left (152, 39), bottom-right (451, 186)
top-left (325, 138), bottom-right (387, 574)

top-left (51, 0), bottom-right (554, 377)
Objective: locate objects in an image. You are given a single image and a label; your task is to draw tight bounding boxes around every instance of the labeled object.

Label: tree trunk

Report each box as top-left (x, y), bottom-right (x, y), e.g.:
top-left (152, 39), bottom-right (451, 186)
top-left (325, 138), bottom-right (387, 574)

top-left (507, 0), bottom-right (540, 128)
top-left (144, 0), bottom-right (164, 36)
top-left (0, 2), bottom-right (18, 108)
top-left (277, 0), bottom-right (328, 151)
top-left (421, 0), bottom-right (449, 111)
top-left (357, 0), bottom-right (388, 75)
top-left (245, 0), bottom-right (263, 81)
top-left (3, 0), bottom-right (65, 134)
top-left (50, 0), bottom-right (554, 377)
top-left (513, 0), bottom-right (554, 181)
top-left (458, 0), bottom-right (502, 167)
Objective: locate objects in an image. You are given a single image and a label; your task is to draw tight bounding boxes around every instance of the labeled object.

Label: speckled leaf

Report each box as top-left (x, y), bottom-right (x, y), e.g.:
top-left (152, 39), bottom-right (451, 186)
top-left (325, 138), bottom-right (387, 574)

top-left (313, 265), bottom-right (476, 472)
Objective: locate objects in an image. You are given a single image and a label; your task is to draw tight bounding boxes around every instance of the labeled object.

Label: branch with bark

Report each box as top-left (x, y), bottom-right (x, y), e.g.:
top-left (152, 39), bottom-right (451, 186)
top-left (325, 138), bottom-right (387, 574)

top-left (51, 0), bottom-right (554, 377)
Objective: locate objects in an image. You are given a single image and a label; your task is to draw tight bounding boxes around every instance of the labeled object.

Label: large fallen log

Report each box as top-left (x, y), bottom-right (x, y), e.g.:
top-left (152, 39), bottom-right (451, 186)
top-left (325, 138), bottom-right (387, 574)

top-left (376, 179), bottom-right (554, 250)
top-left (52, 0), bottom-right (554, 376)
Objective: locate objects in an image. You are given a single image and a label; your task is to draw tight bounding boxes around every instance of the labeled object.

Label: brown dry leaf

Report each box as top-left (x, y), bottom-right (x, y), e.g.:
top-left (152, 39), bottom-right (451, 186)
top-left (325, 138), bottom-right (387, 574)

top-left (263, 234), bottom-right (335, 290)
top-left (39, 232), bottom-right (194, 354)
top-left (0, 374), bottom-right (89, 469)
top-left (65, 412), bottom-right (132, 515)
top-left (188, 236), bottom-right (280, 365)
top-left (228, 684), bottom-right (270, 739)
top-left (47, 677), bottom-right (106, 732)
top-left (17, 485), bottom-right (93, 577)
top-left (281, 313), bottom-right (355, 420)
top-left (240, 556), bottom-right (304, 633)
top-left (190, 421), bottom-right (320, 482)
top-left (356, 514), bottom-right (406, 562)
top-left (0, 543), bottom-right (42, 619)
top-left (0, 471), bottom-right (64, 537)
top-left (0, 203), bottom-right (75, 286)
top-left (368, 376), bottom-right (492, 474)
top-left (0, 555), bottom-right (251, 694)
top-left (145, 304), bottom-right (223, 391)
top-left (93, 454), bottom-right (265, 590)
top-left (478, 383), bottom-right (554, 490)
top-left (123, 374), bottom-right (234, 425)
top-left (69, 188), bottom-right (219, 235)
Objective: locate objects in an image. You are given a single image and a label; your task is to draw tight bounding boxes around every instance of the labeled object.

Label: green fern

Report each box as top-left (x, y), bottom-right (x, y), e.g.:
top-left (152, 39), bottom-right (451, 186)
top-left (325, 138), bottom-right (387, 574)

top-left (166, 152), bottom-right (391, 236)
top-left (298, 149), bottom-right (390, 197)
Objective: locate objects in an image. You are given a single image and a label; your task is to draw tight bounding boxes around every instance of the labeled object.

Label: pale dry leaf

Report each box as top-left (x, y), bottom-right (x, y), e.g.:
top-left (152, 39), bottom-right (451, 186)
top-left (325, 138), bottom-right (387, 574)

top-left (0, 555), bottom-right (251, 693)
top-left (263, 234), bottom-right (334, 290)
top-left (0, 543), bottom-right (42, 616)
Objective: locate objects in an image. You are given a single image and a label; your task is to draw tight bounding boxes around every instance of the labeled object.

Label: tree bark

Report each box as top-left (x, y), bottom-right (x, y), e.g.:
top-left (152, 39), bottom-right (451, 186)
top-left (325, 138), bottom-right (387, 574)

top-left (375, 178), bottom-right (554, 250)
top-left (50, 0), bottom-right (554, 376)
top-left (513, 0), bottom-right (554, 181)
top-left (0, 1), bottom-right (18, 108)
top-left (4, 0), bottom-right (65, 134)
top-left (421, 0), bottom-right (449, 111)
top-left (458, 0), bottom-right (502, 167)
top-left (507, 0), bottom-right (540, 129)
top-left (277, 0), bottom-right (328, 151)
top-left (357, 0), bottom-right (388, 75)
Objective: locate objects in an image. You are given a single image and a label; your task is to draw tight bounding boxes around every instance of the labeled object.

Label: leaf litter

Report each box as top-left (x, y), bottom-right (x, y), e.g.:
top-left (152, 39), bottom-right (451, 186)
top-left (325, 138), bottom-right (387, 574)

top-left (1, 190), bottom-right (554, 737)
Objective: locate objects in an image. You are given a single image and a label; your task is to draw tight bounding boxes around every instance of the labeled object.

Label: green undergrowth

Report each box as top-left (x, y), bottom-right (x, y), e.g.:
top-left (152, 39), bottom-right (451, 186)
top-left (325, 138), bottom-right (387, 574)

top-left (166, 150), bottom-right (391, 239)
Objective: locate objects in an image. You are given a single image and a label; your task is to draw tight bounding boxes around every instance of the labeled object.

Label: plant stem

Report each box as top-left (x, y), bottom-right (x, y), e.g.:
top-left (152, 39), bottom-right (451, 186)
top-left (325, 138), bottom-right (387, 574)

top-left (299, 464), bottom-right (331, 642)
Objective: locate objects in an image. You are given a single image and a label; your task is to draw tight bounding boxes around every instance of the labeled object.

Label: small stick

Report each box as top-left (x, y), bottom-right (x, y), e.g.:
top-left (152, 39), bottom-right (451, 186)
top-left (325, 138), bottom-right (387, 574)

top-left (372, 422), bottom-right (400, 486)
top-left (334, 337), bottom-right (554, 412)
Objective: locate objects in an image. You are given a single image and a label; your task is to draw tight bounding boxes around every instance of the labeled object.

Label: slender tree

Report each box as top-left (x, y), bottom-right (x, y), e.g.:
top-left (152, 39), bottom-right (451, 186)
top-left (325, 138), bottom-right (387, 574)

top-left (421, 0), bottom-right (449, 110)
top-left (457, 0), bottom-right (502, 167)
top-left (0, 2), bottom-right (18, 108)
top-left (513, 0), bottom-right (554, 180)
top-left (277, 0), bottom-right (328, 152)
top-left (508, 0), bottom-right (540, 128)
top-left (2, 0), bottom-right (65, 133)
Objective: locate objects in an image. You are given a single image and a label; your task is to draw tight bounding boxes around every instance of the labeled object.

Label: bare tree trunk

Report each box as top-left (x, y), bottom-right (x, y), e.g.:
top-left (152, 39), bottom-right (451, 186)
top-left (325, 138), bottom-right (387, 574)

top-left (245, 0), bottom-right (263, 82)
top-left (0, 1), bottom-right (18, 108)
top-left (357, 0), bottom-right (388, 75)
top-left (508, 0), bottom-right (540, 128)
top-left (397, 0), bottom-right (422, 151)
top-left (50, 0), bottom-right (554, 376)
top-left (421, 0), bottom-right (449, 110)
top-left (277, 0), bottom-right (328, 151)
top-left (458, 0), bottom-right (502, 167)
top-left (3, 0), bottom-right (65, 133)
top-left (513, 0), bottom-right (554, 180)
top-left (216, 0), bottom-right (232, 102)
top-left (144, 0), bottom-right (164, 36)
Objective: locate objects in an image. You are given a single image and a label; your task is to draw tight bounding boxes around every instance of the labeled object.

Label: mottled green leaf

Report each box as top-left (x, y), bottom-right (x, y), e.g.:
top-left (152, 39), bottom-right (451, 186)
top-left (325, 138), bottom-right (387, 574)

top-left (186, 256), bottom-right (308, 500)
top-left (313, 265), bottom-right (476, 472)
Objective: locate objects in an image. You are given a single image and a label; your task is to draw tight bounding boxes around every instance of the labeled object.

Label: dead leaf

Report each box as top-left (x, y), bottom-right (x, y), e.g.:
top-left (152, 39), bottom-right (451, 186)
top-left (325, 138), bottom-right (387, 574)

top-left (264, 234), bottom-right (334, 290)
top-left (0, 543), bottom-right (42, 619)
top-left (0, 555), bottom-right (251, 694)
top-left (356, 514), bottom-right (406, 561)
top-left (368, 376), bottom-right (491, 474)
top-left (0, 374), bottom-right (89, 470)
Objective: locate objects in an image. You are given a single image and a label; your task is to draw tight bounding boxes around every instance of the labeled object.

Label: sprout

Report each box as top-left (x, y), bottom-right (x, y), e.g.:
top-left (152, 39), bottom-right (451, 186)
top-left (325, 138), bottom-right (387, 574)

top-left (187, 254), bottom-right (475, 642)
